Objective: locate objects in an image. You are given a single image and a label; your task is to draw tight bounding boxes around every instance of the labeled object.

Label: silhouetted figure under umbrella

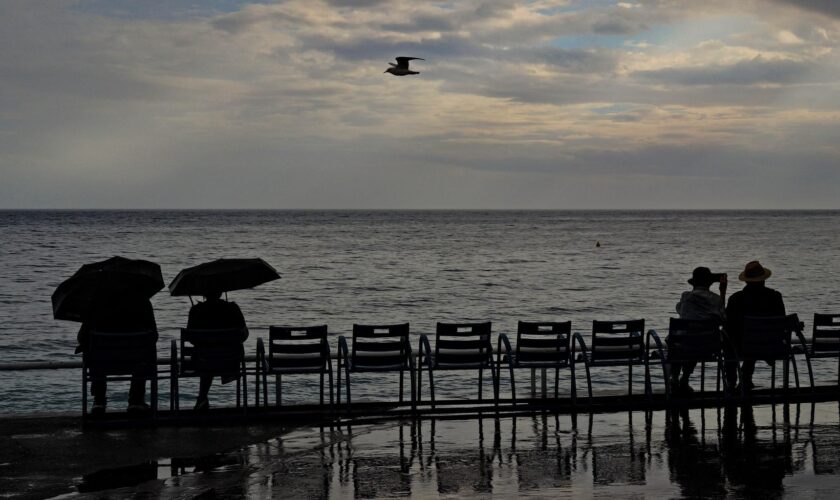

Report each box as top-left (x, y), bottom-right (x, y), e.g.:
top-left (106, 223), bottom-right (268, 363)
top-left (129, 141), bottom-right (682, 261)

top-left (53, 256), bottom-right (163, 414)
top-left (170, 258), bottom-right (279, 410)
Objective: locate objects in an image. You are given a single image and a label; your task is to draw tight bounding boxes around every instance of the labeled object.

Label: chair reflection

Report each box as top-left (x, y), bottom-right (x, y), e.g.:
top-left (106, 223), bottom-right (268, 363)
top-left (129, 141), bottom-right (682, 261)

top-left (256, 403), bottom-right (836, 498)
top-left (351, 423), bottom-right (416, 498)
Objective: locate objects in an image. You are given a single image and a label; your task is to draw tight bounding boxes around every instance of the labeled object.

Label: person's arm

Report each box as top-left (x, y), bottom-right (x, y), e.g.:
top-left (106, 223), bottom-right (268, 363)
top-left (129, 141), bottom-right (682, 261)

top-left (718, 274), bottom-right (728, 305)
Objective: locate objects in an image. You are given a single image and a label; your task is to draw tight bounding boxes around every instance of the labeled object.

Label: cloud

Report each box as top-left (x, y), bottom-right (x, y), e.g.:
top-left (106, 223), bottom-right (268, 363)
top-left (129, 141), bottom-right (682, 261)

top-left (1, 0), bottom-right (840, 208)
top-left (772, 0), bottom-right (840, 19)
top-left (633, 56), bottom-right (821, 86)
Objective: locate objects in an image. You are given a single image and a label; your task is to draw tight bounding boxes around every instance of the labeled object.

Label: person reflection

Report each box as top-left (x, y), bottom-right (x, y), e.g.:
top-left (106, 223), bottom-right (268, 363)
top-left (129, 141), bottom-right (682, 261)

top-left (721, 406), bottom-right (791, 496)
top-left (665, 409), bottom-right (726, 497)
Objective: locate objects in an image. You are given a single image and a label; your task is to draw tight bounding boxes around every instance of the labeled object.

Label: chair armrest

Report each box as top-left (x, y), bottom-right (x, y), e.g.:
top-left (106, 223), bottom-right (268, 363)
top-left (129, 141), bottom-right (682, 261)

top-left (170, 339), bottom-right (178, 374)
top-left (571, 332), bottom-right (589, 364)
top-left (720, 329), bottom-right (741, 364)
top-left (338, 336), bottom-right (350, 369)
top-left (405, 342), bottom-right (415, 371)
top-left (418, 334), bottom-right (433, 367)
top-left (646, 329), bottom-right (666, 361)
top-left (497, 333), bottom-right (513, 365)
top-left (256, 337), bottom-right (267, 370)
top-left (794, 330), bottom-right (811, 356)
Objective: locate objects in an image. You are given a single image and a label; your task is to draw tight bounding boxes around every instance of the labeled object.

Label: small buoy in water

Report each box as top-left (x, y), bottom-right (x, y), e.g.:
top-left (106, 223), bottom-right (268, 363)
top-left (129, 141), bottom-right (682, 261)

top-left (595, 241), bottom-right (601, 247)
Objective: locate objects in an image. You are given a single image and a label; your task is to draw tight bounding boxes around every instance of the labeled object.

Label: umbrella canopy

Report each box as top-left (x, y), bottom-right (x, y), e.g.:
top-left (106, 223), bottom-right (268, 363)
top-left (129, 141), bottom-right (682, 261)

top-left (168, 258), bottom-right (280, 297)
top-left (52, 256), bottom-right (164, 322)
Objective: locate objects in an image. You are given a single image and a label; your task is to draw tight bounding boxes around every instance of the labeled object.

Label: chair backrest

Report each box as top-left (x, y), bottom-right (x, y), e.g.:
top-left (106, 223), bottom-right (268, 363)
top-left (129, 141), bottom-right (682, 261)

top-left (812, 314), bottom-right (840, 354)
top-left (590, 319), bottom-right (645, 364)
top-left (268, 325), bottom-right (329, 371)
top-left (667, 317), bottom-right (723, 362)
top-left (740, 314), bottom-right (800, 360)
top-left (181, 327), bottom-right (247, 375)
top-left (85, 330), bottom-right (156, 375)
top-left (515, 321), bottom-right (572, 365)
top-left (352, 323), bottom-right (410, 370)
top-left (435, 322), bottom-right (493, 367)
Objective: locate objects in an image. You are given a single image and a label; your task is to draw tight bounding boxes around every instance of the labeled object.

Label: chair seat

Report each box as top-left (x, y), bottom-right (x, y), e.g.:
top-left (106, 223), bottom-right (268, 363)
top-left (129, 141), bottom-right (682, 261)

top-left (265, 365), bottom-right (326, 375)
top-left (514, 359), bottom-right (571, 368)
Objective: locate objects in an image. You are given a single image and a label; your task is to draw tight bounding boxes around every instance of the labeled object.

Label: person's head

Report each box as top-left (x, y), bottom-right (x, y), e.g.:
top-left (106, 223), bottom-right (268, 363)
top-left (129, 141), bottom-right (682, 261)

top-left (203, 291), bottom-right (222, 301)
top-left (738, 260), bottom-right (772, 284)
top-left (688, 267), bottom-right (720, 288)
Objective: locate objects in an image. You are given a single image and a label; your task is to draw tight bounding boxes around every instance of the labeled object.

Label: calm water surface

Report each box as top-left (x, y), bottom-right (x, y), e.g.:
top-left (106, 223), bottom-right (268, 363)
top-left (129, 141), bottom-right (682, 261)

top-left (1, 210), bottom-right (839, 413)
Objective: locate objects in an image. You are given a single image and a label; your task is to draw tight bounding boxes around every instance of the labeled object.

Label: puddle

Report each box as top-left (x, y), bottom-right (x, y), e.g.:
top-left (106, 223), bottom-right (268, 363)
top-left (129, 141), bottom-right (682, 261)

top-left (75, 452), bottom-right (245, 493)
top-left (69, 403), bottom-right (840, 498)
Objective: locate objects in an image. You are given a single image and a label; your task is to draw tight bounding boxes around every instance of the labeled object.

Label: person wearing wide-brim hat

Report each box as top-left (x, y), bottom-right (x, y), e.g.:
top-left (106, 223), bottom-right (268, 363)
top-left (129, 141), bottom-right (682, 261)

top-left (673, 267), bottom-right (727, 394)
top-left (724, 260), bottom-right (786, 391)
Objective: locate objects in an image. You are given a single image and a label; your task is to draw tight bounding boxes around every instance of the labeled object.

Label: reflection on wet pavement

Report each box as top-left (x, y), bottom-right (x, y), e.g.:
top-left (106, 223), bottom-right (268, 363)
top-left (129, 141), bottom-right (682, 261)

top-left (73, 403), bottom-right (840, 498)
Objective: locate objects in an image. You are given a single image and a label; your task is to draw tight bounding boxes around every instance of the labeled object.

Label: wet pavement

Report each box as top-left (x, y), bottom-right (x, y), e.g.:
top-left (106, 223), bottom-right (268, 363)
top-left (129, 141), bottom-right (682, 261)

top-left (4, 402), bottom-right (839, 498)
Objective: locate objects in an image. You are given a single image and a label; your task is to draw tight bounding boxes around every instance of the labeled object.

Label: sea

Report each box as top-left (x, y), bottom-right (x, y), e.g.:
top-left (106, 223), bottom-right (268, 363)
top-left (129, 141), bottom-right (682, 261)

top-left (1, 210), bottom-right (839, 414)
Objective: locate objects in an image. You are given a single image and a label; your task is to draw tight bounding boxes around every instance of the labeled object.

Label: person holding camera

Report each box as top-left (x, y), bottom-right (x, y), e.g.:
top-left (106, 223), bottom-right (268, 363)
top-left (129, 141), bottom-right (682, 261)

top-left (673, 266), bottom-right (727, 393)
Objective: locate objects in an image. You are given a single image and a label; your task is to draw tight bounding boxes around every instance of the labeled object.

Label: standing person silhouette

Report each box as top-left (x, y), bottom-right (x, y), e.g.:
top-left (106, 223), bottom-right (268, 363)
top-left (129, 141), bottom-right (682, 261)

top-left (186, 291), bottom-right (247, 410)
top-left (724, 261), bottom-right (786, 391)
top-left (77, 290), bottom-right (158, 414)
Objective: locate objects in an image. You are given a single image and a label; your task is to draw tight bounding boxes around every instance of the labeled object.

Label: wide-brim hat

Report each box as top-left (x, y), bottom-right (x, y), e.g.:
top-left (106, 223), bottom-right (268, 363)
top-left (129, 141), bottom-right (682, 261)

top-left (739, 260), bottom-right (772, 282)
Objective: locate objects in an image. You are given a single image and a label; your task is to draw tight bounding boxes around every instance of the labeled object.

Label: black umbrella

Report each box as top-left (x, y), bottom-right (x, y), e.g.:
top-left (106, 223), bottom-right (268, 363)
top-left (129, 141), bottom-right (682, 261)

top-left (52, 256), bottom-right (164, 322)
top-left (168, 258), bottom-right (280, 297)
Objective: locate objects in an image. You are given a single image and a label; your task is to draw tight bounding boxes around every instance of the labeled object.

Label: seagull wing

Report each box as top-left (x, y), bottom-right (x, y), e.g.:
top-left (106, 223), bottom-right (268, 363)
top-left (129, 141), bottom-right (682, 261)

top-left (395, 57), bottom-right (424, 69)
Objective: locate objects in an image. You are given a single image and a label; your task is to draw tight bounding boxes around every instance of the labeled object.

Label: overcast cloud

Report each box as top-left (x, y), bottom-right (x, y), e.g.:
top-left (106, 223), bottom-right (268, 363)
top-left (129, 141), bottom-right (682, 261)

top-left (1, 0), bottom-right (839, 208)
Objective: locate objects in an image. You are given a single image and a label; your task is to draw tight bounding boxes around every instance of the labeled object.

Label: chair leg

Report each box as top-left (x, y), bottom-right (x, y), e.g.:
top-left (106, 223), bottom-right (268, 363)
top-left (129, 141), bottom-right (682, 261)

top-left (509, 364), bottom-right (516, 406)
top-left (255, 363), bottom-right (260, 408)
top-left (328, 363), bottom-right (335, 413)
top-left (320, 371), bottom-right (324, 406)
top-left (628, 362), bottom-right (633, 397)
top-left (416, 362), bottom-right (422, 406)
top-left (236, 377), bottom-right (241, 409)
top-left (243, 367), bottom-right (247, 413)
top-left (554, 368), bottom-right (560, 399)
top-left (399, 369), bottom-right (404, 403)
top-left (82, 371), bottom-right (88, 418)
top-left (152, 376), bottom-right (158, 419)
top-left (277, 375), bottom-right (282, 407)
top-left (409, 365), bottom-right (416, 412)
top-left (345, 367), bottom-right (352, 417)
top-left (336, 359), bottom-right (342, 407)
top-left (804, 352), bottom-right (815, 394)
top-left (771, 362), bottom-right (776, 391)
top-left (701, 363), bottom-right (706, 393)
top-left (478, 367), bottom-right (484, 402)
top-left (262, 370), bottom-right (268, 408)
top-left (428, 367), bottom-right (436, 410)
top-left (585, 362), bottom-right (593, 400)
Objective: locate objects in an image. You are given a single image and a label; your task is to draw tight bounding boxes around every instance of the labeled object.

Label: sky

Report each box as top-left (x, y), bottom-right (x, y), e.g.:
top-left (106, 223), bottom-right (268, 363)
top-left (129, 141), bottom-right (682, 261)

top-left (2, 0), bottom-right (840, 209)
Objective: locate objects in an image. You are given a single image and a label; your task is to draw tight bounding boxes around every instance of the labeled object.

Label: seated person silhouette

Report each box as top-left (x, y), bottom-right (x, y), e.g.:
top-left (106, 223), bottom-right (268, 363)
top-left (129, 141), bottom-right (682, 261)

top-left (186, 291), bottom-right (248, 410)
top-left (725, 260), bottom-right (786, 391)
top-left (77, 291), bottom-right (158, 414)
top-left (673, 266), bottom-right (726, 393)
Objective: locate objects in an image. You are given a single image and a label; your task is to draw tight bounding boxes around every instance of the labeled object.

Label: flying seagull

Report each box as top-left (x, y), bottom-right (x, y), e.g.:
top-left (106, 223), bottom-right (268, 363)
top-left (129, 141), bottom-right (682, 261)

top-left (385, 57), bottom-right (424, 76)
